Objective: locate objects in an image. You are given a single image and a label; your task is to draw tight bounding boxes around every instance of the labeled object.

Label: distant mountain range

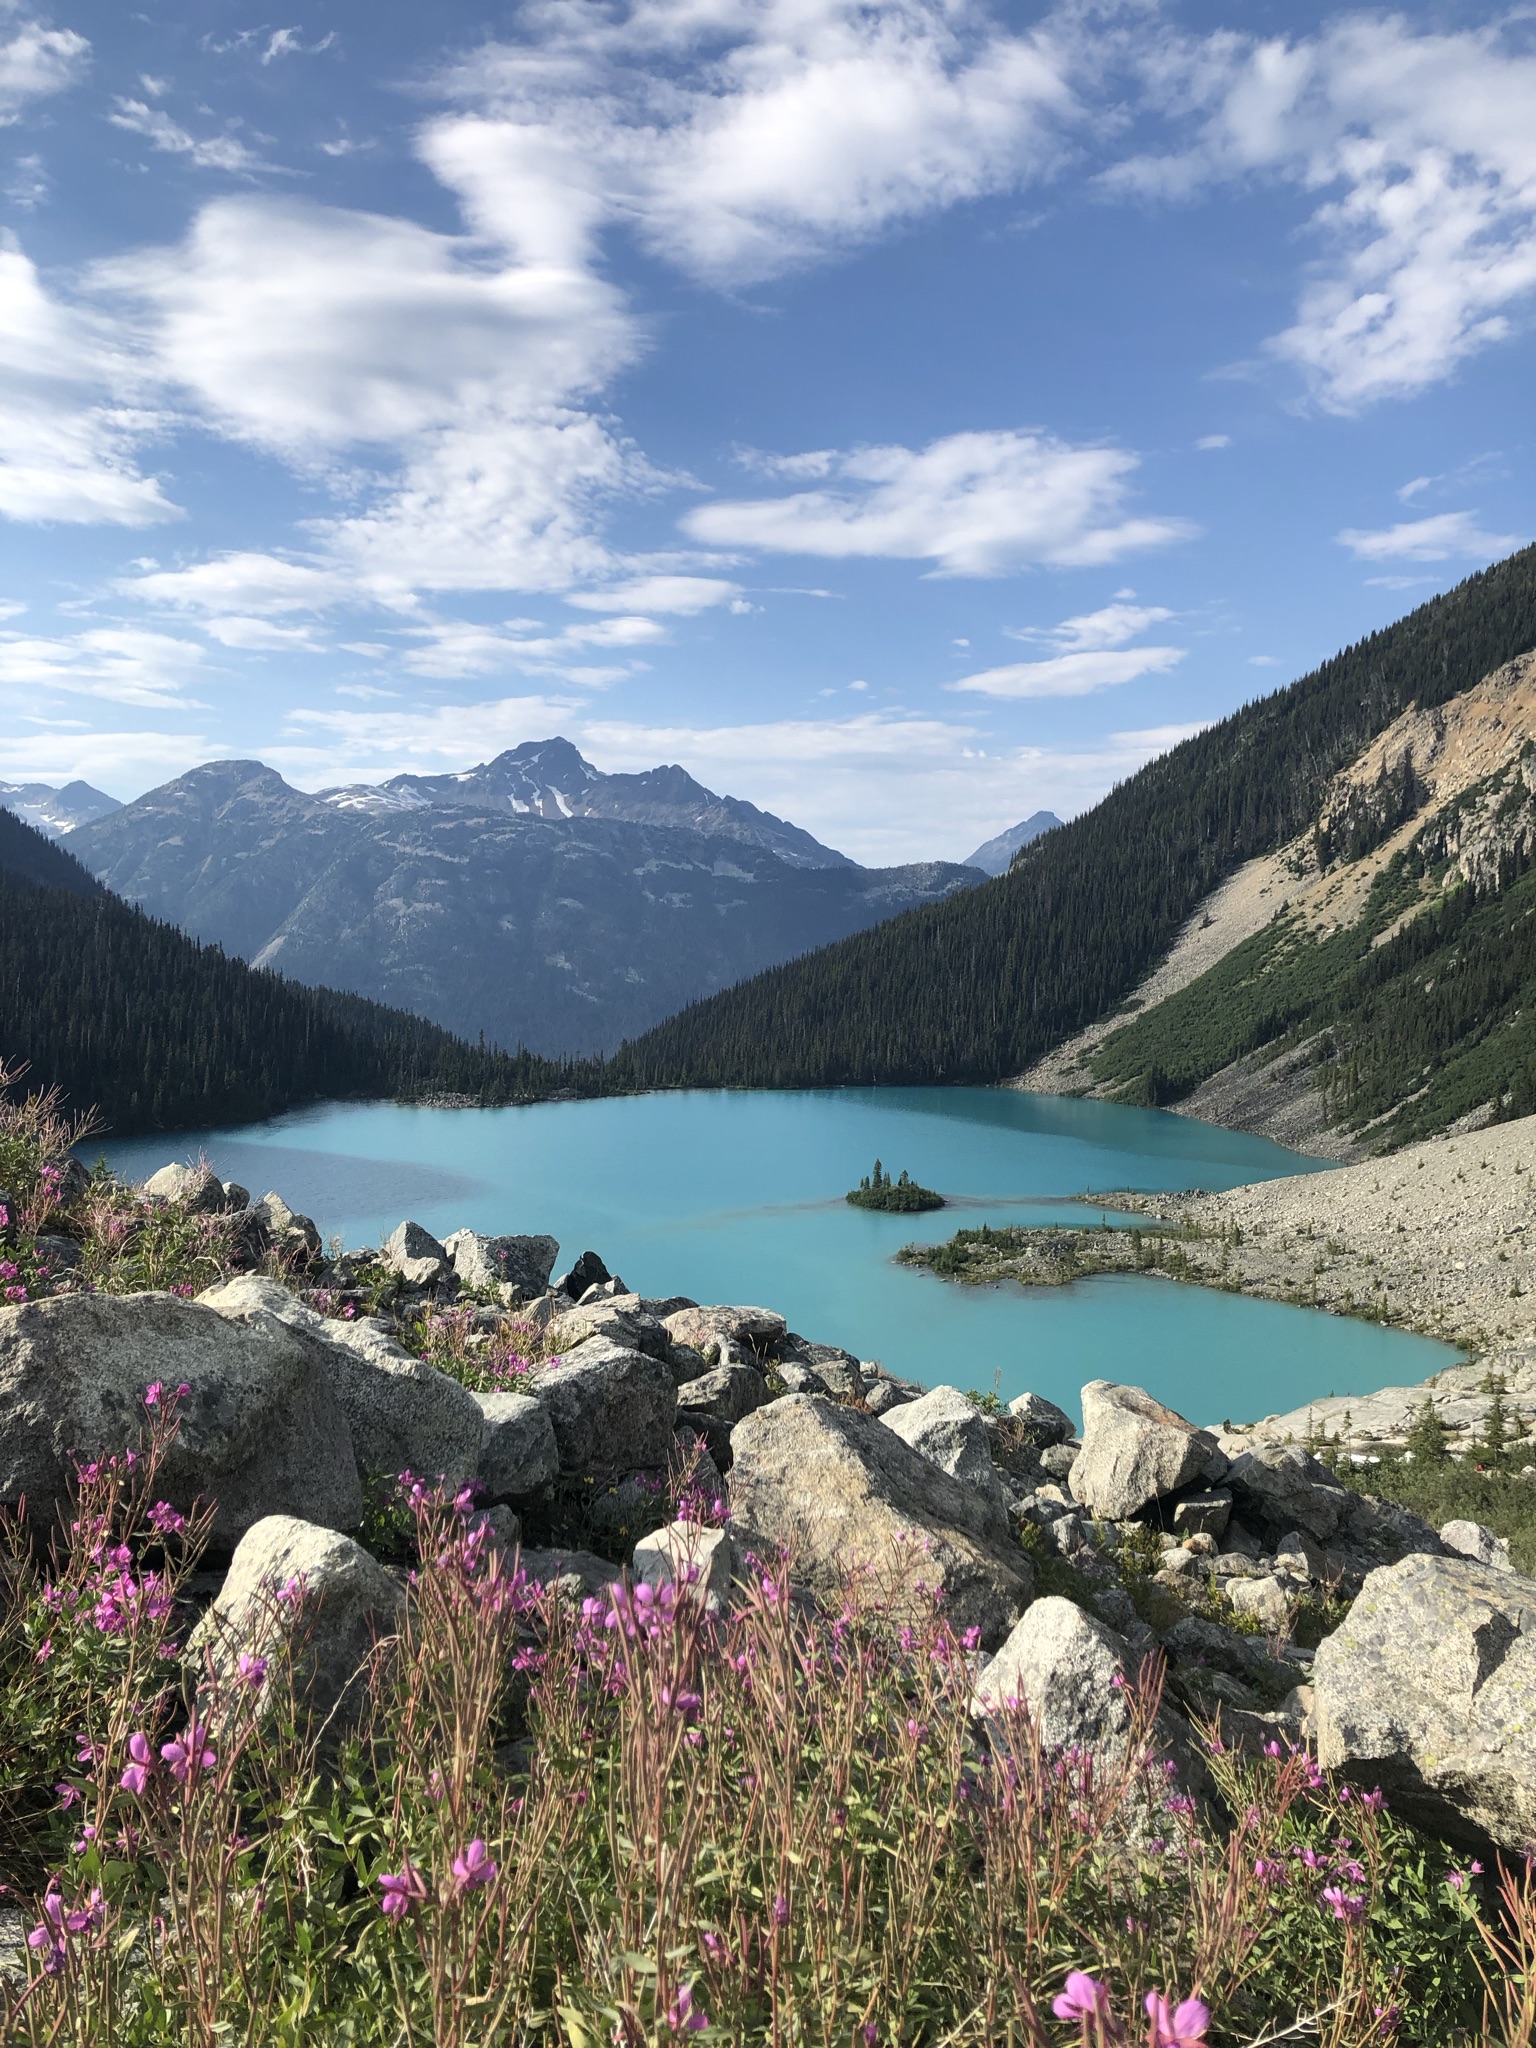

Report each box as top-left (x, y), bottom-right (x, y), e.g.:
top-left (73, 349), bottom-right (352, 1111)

top-left (0, 779), bottom-right (120, 838)
top-left (71, 742), bottom-right (984, 1057)
top-left (962, 812), bottom-right (1063, 876)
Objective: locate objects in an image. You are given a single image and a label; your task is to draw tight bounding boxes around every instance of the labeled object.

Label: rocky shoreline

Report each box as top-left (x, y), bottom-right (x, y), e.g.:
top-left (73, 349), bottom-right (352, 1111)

top-left (5, 1150), bottom-right (1535, 1859)
top-left (905, 1111), bottom-right (1536, 1459)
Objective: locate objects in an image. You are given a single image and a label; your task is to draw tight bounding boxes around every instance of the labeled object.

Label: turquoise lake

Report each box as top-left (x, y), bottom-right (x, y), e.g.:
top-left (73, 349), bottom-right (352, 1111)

top-left (103, 1088), bottom-right (1462, 1427)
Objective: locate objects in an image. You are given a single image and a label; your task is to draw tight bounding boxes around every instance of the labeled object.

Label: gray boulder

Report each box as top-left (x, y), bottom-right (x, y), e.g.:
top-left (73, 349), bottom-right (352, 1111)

top-left (473, 1391), bottom-right (559, 1504)
top-left (0, 1291), bottom-right (361, 1545)
top-left (972, 1597), bottom-right (1201, 1799)
top-left (443, 1230), bottom-right (558, 1297)
top-left (864, 1380), bottom-right (916, 1417)
top-left (880, 1384), bottom-right (1009, 1533)
top-left (1225, 1444), bottom-right (1351, 1541)
top-left (780, 1339), bottom-right (866, 1400)
top-left (383, 1220), bottom-right (450, 1289)
top-left (548, 1298), bottom-right (673, 1365)
top-left (143, 1162), bottom-right (227, 1213)
top-left (1173, 1491), bottom-right (1232, 1539)
top-left (1069, 1381), bottom-right (1219, 1520)
top-left (776, 1360), bottom-right (830, 1396)
top-left (189, 1514), bottom-right (402, 1732)
top-left (519, 1546), bottom-right (622, 1600)
top-left (200, 1276), bottom-right (483, 1490)
top-left (1008, 1390), bottom-right (1075, 1447)
top-left (1227, 1575), bottom-right (1290, 1632)
top-left (527, 1344), bottom-right (676, 1478)
top-left (252, 1192), bottom-right (322, 1262)
top-left (727, 1395), bottom-right (1033, 1647)
top-left (633, 1522), bottom-right (737, 1614)
top-left (1313, 1553), bottom-right (1536, 1850)
top-left (1439, 1518), bottom-right (1512, 1571)
top-left (675, 1362), bottom-right (770, 1426)
top-left (663, 1304), bottom-right (787, 1355)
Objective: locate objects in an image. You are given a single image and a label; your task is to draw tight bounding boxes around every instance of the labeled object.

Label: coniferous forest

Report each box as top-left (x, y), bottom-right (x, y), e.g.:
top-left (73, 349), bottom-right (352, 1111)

top-left (612, 545), bottom-right (1536, 1091)
top-left (0, 810), bottom-right (595, 1133)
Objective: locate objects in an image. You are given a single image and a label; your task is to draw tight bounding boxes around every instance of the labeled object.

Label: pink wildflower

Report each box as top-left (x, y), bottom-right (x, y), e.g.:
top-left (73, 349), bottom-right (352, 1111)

top-left (1321, 1885), bottom-right (1366, 1922)
top-left (1145, 1991), bottom-right (1210, 2046)
top-left (143, 1382), bottom-right (162, 1408)
top-left (450, 1838), bottom-right (497, 1893)
top-left (1052, 1972), bottom-right (1112, 2024)
top-left (120, 1732), bottom-right (153, 1797)
top-left (664, 1980), bottom-right (709, 2034)
top-left (378, 1857), bottom-right (428, 1921)
top-left (160, 1719), bottom-right (216, 1785)
top-left (236, 1651), bottom-right (268, 1689)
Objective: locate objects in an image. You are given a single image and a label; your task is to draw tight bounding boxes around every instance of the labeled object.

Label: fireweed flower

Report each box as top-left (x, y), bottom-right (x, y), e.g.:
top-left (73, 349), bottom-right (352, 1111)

top-left (236, 1651), bottom-right (268, 1689)
top-left (1146, 1992), bottom-right (1210, 2046)
top-left (771, 1894), bottom-right (790, 1927)
top-left (1053, 1973), bottom-right (1112, 2023)
top-left (143, 1382), bottom-right (163, 1408)
top-left (664, 1981), bottom-right (709, 2034)
top-left (120, 1732), bottom-right (154, 1797)
top-left (450, 1838), bottom-right (497, 1893)
top-left (378, 1858), bottom-right (428, 1921)
top-left (1321, 1885), bottom-right (1366, 1922)
top-left (161, 1720), bottom-right (216, 1785)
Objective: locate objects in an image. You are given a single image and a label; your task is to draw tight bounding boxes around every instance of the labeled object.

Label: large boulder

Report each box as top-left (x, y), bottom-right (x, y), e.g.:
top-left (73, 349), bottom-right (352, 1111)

top-left (200, 1277), bottom-right (483, 1489)
top-left (633, 1522), bottom-right (737, 1614)
top-left (1312, 1553), bottom-right (1536, 1850)
top-left (1224, 1444), bottom-right (1351, 1542)
top-left (1069, 1381), bottom-right (1219, 1520)
top-left (527, 1345), bottom-right (676, 1478)
top-left (0, 1291), bottom-right (361, 1545)
top-left (675, 1362), bottom-right (770, 1426)
top-left (443, 1230), bottom-right (558, 1297)
top-left (473, 1391), bottom-right (559, 1504)
top-left (189, 1514), bottom-right (403, 1732)
top-left (382, 1221), bottom-right (450, 1289)
top-left (727, 1395), bottom-right (1032, 1647)
top-left (1008, 1390), bottom-right (1075, 1447)
top-left (880, 1385), bottom-right (1008, 1531)
top-left (1440, 1519), bottom-right (1512, 1571)
top-left (663, 1304), bottom-right (787, 1357)
top-left (972, 1597), bottom-right (1202, 1798)
top-left (251, 1192), bottom-right (322, 1262)
top-left (548, 1298), bottom-right (673, 1364)
top-left (143, 1162), bottom-right (227, 1213)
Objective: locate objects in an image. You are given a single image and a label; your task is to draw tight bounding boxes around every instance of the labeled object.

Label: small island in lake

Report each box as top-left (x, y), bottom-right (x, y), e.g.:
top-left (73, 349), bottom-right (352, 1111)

top-left (846, 1159), bottom-right (945, 1212)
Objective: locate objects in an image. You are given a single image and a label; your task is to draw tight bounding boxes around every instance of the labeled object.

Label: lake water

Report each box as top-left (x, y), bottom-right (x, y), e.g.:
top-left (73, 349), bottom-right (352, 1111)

top-left (102, 1088), bottom-right (1463, 1428)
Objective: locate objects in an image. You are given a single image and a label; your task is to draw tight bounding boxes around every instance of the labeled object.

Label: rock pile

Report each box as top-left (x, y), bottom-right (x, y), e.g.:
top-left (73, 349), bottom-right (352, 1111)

top-left (6, 1163), bottom-right (1533, 1858)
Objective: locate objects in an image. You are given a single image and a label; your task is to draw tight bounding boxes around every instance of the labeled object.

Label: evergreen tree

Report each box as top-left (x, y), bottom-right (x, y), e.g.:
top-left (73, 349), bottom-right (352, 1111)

top-left (1476, 1372), bottom-right (1511, 1465)
top-left (1405, 1398), bottom-right (1449, 1466)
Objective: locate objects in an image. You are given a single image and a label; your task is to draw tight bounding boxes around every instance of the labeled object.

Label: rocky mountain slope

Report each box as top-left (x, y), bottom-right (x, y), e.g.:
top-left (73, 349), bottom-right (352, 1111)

top-left (0, 778), bottom-right (119, 837)
top-left (1021, 649), bottom-right (1536, 1155)
top-left (73, 751), bottom-right (982, 1057)
top-left (962, 810), bottom-right (1062, 875)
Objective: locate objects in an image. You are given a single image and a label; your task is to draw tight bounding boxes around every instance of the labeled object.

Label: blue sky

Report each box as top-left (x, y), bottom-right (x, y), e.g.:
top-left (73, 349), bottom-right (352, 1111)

top-left (1, 0), bottom-right (1532, 864)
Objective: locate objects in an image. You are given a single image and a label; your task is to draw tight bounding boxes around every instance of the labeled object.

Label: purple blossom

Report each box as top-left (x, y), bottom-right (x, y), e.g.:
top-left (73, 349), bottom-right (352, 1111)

top-left (450, 1838), bottom-right (497, 1893)
top-left (664, 1980), bottom-right (709, 2034)
top-left (161, 1719), bottom-right (216, 1786)
top-left (1321, 1885), bottom-right (1366, 1923)
top-left (236, 1651), bottom-right (268, 1689)
top-left (771, 1893), bottom-right (790, 1928)
top-left (1145, 1991), bottom-right (1211, 2047)
top-left (378, 1857), bottom-right (428, 1921)
top-left (119, 1731), bottom-right (154, 1797)
top-left (1052, 1972), bottom-right (1112, 2024)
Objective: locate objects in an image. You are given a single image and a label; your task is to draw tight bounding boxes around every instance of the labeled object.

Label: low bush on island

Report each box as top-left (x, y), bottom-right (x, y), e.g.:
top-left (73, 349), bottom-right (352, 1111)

top-left (846, 1160), bottom-right (945, 1212)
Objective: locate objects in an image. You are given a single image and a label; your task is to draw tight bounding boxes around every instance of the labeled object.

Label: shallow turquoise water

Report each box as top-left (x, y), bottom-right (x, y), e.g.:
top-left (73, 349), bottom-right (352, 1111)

top-left (103, 1088), bottom-right (1462, 1427)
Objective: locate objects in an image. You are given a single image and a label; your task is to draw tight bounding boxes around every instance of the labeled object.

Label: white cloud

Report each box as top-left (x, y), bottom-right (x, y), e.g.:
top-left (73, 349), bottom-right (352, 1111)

top-left (107, 98), bottom-right (266, 174)
top-left (1009, 599), bottom-right (1174, 651)
top-left (0, 10), bottom-right (88, 122)
top-left (682, 429), bottom-right (1195, 576)
top-left (127, 551), bottom-right (352, 615)
top-left (1336, 509), bottom-right (1525, 563)
top-left (565, 575), bottom-right (743, 615)
top-left (428, 0), bottom-right (1077, 289)
top-left (1196, 433), bottom-right (1230, 450)
top-left (1117, 16), bottom-right (1536, 410)
top-left (0, 725), bottom-right (213, 793)
top-left (1247, 654), bottom-right (1280, 667)
top-left (201, 615), bottom-right (326, 652)
top-left (0, 243), bottom-right (179, 526)
top-left (0, 625), bottom-right (208, 707)
top-left (947, 644), bottom-right (1185, 700)
top-left (262, 28), bottom-right (335, 64)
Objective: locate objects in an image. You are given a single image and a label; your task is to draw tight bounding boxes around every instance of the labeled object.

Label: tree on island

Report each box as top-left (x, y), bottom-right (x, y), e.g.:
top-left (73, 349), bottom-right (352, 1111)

top-left (846, 1160), bottom-right (945, 1213)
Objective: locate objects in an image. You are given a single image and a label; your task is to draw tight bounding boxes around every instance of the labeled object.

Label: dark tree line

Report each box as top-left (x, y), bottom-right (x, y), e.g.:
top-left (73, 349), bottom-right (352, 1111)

top-left (0, 812), bottom-right (601, 1134)
top-left (611, 546), bottom-right (1536, 1091)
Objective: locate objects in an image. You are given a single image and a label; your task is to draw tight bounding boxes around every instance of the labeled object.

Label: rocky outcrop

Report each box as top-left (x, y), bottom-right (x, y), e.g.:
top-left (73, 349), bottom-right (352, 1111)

top-left (675, 1362), bottom-right (770, 1427)
top-left (726, 1395), bottom-right (1032, 1647)
top-left (880, 1385), bottom-right (1009, 1531)
top-left (0, 1291), bottom-right (361, 1545)
top-left (383, 1220), bottom-right (451, 1290)
top-left (664, 1304), bottom-right (787, 1356)
top-left (189, 1514), bottom-right (403, 1731)
top-left (200, 1276), bottom-right (483, 1489)
top-left (1008, 1391), bottom-right (1075, 1447)
top-left (1440, 1518), bottom-right (1512, 1570)
top-left (1312, 1553), bottom-right (1536, 1850)
top-left (252, 1192), bottom-right (322, 1263)
top-left (473, 1392), bottom-right (559, 1504)
top-left (444, 1230), bottom-right (558, 1297)
top-left (1069, 1380), bottom-right (1221, 1520)
top-left (527, 1345), bottom-right (676, 1479)
top-left (632, 1522), bottom-right (737, 1614)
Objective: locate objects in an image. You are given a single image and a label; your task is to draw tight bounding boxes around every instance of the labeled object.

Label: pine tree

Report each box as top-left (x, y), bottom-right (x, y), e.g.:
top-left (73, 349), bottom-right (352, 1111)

top-left (1405, 1397), bottom-right (1449, 1465)
top-left (1475, 1371), bottom-right (1511, 1465)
